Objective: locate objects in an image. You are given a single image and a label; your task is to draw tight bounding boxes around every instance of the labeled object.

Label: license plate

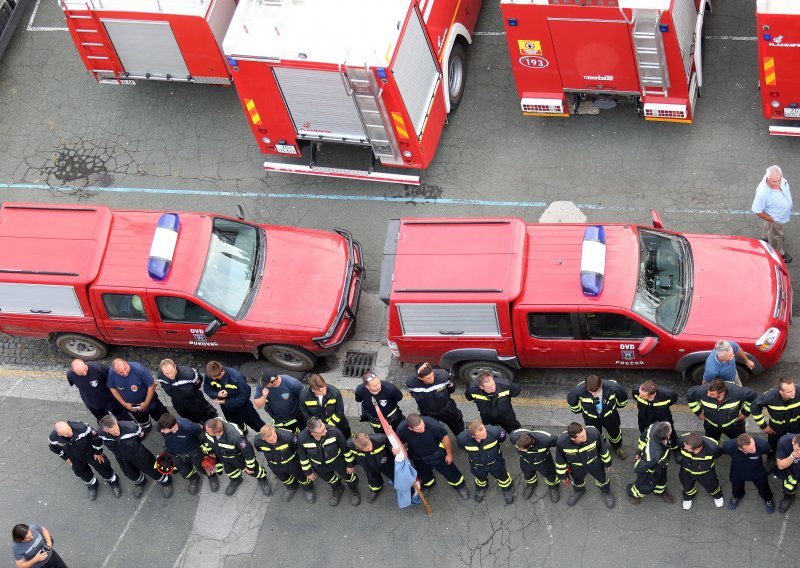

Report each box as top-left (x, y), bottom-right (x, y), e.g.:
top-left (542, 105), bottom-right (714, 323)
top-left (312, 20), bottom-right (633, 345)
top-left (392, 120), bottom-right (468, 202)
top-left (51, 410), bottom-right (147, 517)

top-left (275, 144), bottom-right (297, 155)
top-left (784, 107), bottom-right (800, 118)
top-left (98, 79), bottom-right (136, 86)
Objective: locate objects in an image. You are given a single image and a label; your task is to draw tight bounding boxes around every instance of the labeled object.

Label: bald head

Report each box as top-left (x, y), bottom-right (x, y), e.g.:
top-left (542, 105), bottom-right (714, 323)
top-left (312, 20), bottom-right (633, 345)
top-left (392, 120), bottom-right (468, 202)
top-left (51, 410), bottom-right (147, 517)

top-left (70, 359), bottom-right (88, 375)
top-left (54, 421), bottom-right (72, 437)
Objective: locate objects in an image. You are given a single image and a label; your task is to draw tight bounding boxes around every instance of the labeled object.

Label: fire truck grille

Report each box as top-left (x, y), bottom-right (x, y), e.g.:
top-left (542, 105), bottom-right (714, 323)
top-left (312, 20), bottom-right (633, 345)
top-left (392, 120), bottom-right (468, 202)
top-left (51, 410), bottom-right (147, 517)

top-left (342, 351), bottom-right (377, 378)
top-left (521, 98), bottom-right (565, 115)
top-left (643, 103), bottom-right (688, 120)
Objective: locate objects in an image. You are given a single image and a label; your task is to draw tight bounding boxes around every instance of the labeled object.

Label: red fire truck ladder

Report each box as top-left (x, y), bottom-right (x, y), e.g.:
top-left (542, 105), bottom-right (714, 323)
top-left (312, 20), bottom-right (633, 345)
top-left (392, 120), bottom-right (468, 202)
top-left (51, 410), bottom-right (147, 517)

top-left (632, 10), bottom-right (669, 97)
top-left (62, 1), bottom-right (123, 84)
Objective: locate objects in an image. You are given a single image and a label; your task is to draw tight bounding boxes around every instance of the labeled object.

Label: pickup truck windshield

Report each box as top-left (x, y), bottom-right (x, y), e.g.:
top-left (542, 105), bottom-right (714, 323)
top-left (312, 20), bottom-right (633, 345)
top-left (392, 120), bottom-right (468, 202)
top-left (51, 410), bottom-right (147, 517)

top-left (631, 228), bottom-right (692, 333)
top-left (196, 218), bottom-right (259, 318)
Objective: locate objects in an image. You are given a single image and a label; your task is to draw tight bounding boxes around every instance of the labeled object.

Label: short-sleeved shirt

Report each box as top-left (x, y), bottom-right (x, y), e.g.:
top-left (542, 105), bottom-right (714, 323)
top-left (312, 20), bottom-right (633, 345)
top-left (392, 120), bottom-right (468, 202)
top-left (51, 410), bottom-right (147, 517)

top-left (163, 417), bottom-right (203, 455)
top-left (11, 524), bottom-right (50, 568)
top-left (703, 341), bottom-right (740, 383)
top-left (261, 375), bottom-right (304, 420)
top-left (396, 416), bottom-right (447, 459)
top-left (721, 437), bottom-right (770, 481)
top-left (776, 434), bottom-right (800, 474)
top-left (107, 361), bottom-right (154, 405)
top-left (66, 361), bottom-right (115, 409)
top-left (752, 177), bottom-right (793, 224)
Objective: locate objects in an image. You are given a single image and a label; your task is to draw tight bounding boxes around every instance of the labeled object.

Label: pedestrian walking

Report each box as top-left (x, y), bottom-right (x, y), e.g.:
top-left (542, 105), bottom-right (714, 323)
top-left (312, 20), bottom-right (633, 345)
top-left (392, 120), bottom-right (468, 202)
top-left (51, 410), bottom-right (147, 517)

top-left (721, 433), bottom-right (775, 513)
top-left (48, 420), bottom-right (120, 500)
top-left (157, 359), bottom-right (217, 424)
top-left (106, 358), bottom-right (168, 434)
top-left (464, 372), bottom-right (522, 434)
top-left (355, 371), bottom-right (404, 433)
top-left (752, 164), bottom-right (793, 263)
top-left (203, 362), bottom-right (265, 435)
top-left (158, 412), bottom-right (220, 494)
top-left (406, 362), bottom-right (465, 435)
top-left (11, 523), bottom-right (67, 568)
top-left (252, 374), bottom-right (305, 432)
top-left (567, 375), bottom-right (629, 459)
top-left (66, 359), bottom-right (127, 422)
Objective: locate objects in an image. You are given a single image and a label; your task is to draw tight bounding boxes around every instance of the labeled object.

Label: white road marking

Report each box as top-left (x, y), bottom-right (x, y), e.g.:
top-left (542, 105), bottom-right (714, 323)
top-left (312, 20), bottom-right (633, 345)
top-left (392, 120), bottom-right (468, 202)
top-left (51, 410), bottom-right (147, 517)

top-left (775, 508), bottom-right (790, 560)
top-left (27, 0), bottom-right (68, 32)
top-left (100, 482), bottom-right (157, 568)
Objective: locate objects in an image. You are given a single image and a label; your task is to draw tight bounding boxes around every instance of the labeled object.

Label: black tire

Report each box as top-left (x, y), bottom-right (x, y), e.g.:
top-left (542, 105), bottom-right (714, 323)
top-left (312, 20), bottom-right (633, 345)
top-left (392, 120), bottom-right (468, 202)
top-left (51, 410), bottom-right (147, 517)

top-left (54, 334), bottom-right (109, 360)
top-left (260, 344), bottom-right (317, 372)
top-left (447, 41), bottom-right (468, 111)
top-left (456, 360), bottom-right (515, 384)
top-left (686, 362), bottom-right (751, 385)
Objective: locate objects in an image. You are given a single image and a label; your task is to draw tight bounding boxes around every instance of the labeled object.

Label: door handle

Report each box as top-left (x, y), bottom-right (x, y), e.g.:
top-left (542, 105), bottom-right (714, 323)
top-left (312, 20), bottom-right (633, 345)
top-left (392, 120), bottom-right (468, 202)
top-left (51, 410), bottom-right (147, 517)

top-left (113, 327), bottom-right (125, 331)
top-left (588, 347), bottom-right (610, 352)
top-left (164, 330), bottom-right (179, 335)
top-left (531, 347), bottom-right (551, 352)
top-left (29, 309), bottom-right (52, 314)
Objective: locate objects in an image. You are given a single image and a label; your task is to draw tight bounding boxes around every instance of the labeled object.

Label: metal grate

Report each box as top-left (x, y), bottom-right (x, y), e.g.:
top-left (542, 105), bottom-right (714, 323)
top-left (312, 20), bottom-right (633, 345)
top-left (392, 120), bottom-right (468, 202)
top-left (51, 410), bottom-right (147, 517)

top-left (342, 351), bottom-right (377, 378)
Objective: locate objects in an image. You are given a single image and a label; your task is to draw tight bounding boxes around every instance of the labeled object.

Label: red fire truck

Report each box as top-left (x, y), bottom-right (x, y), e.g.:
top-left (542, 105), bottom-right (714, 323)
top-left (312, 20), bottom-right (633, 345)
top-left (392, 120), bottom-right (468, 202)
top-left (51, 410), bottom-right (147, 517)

top-left (60, 0), bottom-right (235, 85)
top-left (500, 0), bottom-right (709, 122)
top-left (0, 203), bottom-right (363, 371)
top-left (222, 0), bottom-right (482, 185)
top-left (756, 0), bottom-right (800, 136)
top-left (379, 216), bottom-right (790, 383)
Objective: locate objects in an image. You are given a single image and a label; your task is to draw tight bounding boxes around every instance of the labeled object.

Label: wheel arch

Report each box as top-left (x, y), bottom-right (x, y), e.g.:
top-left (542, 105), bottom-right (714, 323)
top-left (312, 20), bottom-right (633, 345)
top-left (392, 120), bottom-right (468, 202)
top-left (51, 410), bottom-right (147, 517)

top-left (439, 348), bottom-right (520, 372)
top-left (441, 25), bottom-right (472, 114)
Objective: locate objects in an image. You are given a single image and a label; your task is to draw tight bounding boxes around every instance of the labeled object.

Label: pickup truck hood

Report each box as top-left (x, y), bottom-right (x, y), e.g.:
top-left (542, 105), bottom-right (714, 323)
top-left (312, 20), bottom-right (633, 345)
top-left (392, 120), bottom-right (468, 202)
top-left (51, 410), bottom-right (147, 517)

top-left (681, 234), bottom-right (777, 339)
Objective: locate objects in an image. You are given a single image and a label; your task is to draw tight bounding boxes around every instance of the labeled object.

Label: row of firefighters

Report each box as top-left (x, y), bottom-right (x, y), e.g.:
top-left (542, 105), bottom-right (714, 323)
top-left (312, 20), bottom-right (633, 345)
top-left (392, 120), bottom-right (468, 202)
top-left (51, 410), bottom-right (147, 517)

top-left (51, 357), bottom-right (800, 512)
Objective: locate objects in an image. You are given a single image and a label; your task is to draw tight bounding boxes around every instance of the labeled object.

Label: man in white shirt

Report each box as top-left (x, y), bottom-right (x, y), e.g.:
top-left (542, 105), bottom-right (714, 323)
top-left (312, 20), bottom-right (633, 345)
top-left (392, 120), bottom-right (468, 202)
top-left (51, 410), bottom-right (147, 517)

top-left (752, 165), bottom-right (793, 263)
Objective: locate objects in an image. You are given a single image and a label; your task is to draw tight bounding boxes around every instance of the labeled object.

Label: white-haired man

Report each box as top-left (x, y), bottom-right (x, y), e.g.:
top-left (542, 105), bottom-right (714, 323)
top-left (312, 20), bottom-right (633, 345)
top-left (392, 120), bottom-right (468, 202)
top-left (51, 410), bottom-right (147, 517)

top-left (752, 164), bottom-right (792, 264)
top-left (702, 339), bottom-right (755, 386)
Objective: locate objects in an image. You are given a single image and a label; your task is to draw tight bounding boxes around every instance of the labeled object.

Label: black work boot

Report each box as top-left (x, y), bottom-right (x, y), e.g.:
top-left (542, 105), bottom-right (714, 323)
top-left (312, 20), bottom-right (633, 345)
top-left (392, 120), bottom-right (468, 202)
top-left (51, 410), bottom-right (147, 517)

top-left (366, 488), bottom-right (381, 504)
top-left (225, 476), bottom-right (243, 496)
top-left (457, 485), bottom-right (471, 500)
top-left (259, 476), bottom-right (272, 497)
top-left (282, 483), bottom-right (298, 502)
top-left (503, 488), bottom-right (515, 505)
top-left (304, 485), bottom-right (316, 504)
top-left (602, 490), bottom-right (616, 509)
top-left (779, 494), bottom-right (795, 514)
top-left (349, 485), bottom-right (361, 506)
top-left (188, 476), bottom-right (201, 495)
top-left (87, 482), bottom-right (98, 501)
top-left (208, 474), bottom-right (220, 493)
top-left (474, 486), bottom-right (488, 503)
top-left (109, 479), bottom-right (122, 498)
top-left (328, 482), bottom-right (344, 507)
top-left (161, 481), bottom-right (173, 499)
top-left (133, 480), bottom-right (147, 499)
top-left (567, 488), bottom-right (585, 506)
top-left (549, 485), bottom-right (560, 503)
top-left (523, 478), bottom-right (538, 500)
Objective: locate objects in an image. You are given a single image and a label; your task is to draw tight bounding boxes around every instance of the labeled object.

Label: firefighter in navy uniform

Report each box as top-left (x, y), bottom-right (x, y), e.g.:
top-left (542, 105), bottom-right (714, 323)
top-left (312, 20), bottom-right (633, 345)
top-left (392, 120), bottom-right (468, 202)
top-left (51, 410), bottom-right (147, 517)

top-left (300, 374), bottom-right (352, 439)
top-left (98, 414), bottom-right (173, 499)
top-left (632, 380), bottom-right (678, 445)
top-left (297, 418), bottom-right (361, 507)
top-left (203, 361), bottom-right (265, 435)
top-left (253, 374), bottom-right (305, 432)
top-left (254, 424), bottom-right (316, 503)
top-left (158, 412), bottom-right (220, 494)
top-left (510, 429), bottom-right (560, 503)
top-left (157, 359), bottom-right (217, 424)
top-left (567, 375), bottom-right (629, 459)
top-left (464, 372), bottom-right (522, 434)
top-left (457, 420), bottom-right (515, 504)
top-left (48, 420), bottom-right (121, 500)
top-left (678, 432), bottom-right (725, 510)
top-left (406, 362), bottom-right (465, 435)
top-left (776, 433), bottom-right (800, 513)
top-left (626, 421), bottom-right (675, 505)
top-left (348, 432), bottom-right (395, 503)
top-left (687, 378), bottom-right (757, 441)
top-left (66, 359), bottom-right (127, 421)
top-left (355, 371), bottom-right (405, 433)
top-left (555, 423), bottom-right (615, 509)
top-left (751, 377), bottom-right (800, 460)
top-left (201, 418), bottom-right (271, 497)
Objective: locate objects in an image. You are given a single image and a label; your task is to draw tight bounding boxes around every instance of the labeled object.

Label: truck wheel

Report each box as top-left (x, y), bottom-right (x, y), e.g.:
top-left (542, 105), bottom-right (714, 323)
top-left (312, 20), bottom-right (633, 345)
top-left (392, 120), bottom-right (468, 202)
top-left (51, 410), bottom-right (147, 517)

top-left (447, 41), bottom-right (467, 111)
top-left (260, 345), bottom-right (317, 372)
top-left (54, 334), bottom-right (109, 360)
top-left (457, 361), bottom-right (514, 384)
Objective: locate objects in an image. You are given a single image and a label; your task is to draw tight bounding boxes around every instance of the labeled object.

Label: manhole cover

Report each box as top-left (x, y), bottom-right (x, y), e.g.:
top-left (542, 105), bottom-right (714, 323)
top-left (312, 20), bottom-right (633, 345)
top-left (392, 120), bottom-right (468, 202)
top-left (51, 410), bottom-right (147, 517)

top-left (342, 351), bottom-right (377, 378)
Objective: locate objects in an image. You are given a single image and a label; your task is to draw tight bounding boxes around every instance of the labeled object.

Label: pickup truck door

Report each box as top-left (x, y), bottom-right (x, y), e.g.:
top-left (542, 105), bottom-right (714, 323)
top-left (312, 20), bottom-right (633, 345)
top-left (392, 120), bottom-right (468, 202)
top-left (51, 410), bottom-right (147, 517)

top-left (91, 289), bottom-right (163, 346)
top-left (514, 308), bottom-right (586, 367)
top-left (148, 293), bottom-right (245, 351)
top-left (579, 309), bottom-right (676, 369)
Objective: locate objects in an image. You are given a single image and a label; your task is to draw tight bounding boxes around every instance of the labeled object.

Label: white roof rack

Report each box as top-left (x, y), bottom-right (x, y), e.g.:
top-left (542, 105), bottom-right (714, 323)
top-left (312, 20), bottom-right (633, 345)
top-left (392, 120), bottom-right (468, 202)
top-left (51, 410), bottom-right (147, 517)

top-left (61, 0), bottom-right (213, 17)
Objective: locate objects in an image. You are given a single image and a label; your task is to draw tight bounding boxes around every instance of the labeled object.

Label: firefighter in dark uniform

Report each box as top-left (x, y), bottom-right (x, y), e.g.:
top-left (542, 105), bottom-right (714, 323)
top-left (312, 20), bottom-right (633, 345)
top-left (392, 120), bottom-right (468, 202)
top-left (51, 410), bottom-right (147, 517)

top-left (298, 418), bottom-right (361, 507)
top-left (66, 359), bottom-right (127, 421)
top-left (555, 423), bottom-right (615, 509)
top-left (627, 421), bottom-right (675, 505)
top-left (355, 371), bottom-right (405, 433)
top-left (751, 377), bottom-right (800, 460)
top-left (406, 363), bottom-right (465, 435)
top-left (687, 378), bottom-right (757, 441)
top-left (678, 432), bottom-right (725, 510)
top-left (464, 372), bottom-right (522, 434)
top-left (158, 412), bottom-right (220, 494)
top-left (510, 428), bottom-right (560, 503)
top-left (253, 374), bottom-right (305, 432)
top-left (456, 420), bottom-right (515, 504)
top-left (203, 361), bottom-right (265, 435)
top-left (48, 420), bottom-right (121, 500)
top-left (567, 375), bottom-right (629, 459)
top-left (98, 414), bottom-right (173, 499)
top-left (348, 432), bottom-right (395, 503)
top-left (775, 432), bottom-right (800, 513)
top-left (632, 380), bottom-right (679, 447)
top-left (254, 424), bottom-right (316, 503)
top-left (300, 374), bottom-right (352, 439)
top-left (395, 414), bottom-right (470, 500)
top-left (157, 359), bottom-right (217, 424)
top-left (201, 417), bottom-right (271, 497)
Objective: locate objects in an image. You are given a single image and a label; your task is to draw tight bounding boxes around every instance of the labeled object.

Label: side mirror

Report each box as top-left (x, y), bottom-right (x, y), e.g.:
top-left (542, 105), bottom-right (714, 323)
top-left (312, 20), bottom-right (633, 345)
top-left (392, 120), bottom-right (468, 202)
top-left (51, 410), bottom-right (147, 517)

top-left (638, 336), bottom-right (659, 356)
top-left (651, 209), bottom-right (663, 229)
top-left (205, 320), bottom-right (222, 337)
top-left (236, 205), bottom-right (245, 221)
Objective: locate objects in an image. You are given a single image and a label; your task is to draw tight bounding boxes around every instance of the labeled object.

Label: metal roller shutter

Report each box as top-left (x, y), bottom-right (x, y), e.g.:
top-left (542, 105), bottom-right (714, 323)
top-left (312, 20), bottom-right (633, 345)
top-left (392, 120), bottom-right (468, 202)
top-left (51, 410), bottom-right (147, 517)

top-left (102, 19), bottom-right (190, 79)
top-left (0, 283), bottom-right (84, 316)
top-left (397, 303), bottom-right (501, 337)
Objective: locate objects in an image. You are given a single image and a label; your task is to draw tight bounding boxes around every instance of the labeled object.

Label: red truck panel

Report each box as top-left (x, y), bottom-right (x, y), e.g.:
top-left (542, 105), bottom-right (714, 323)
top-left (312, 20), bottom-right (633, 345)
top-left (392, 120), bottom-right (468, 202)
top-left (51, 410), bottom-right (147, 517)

top-left (757, 13), bottom-right (800, 121)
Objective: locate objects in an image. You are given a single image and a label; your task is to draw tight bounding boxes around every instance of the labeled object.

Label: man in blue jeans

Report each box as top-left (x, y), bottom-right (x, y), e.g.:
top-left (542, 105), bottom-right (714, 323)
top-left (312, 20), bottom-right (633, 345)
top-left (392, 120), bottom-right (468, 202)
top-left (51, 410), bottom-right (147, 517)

top-left (702, 339), bottom-right (755, 386)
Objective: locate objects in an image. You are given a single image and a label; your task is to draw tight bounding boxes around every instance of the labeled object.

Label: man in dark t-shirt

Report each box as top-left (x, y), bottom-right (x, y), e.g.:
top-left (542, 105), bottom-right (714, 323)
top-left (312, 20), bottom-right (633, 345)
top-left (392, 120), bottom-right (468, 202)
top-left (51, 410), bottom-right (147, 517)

top-left (721, 433), bottom-right (774, 513)
top-left (66, 359), bottom-right (127, 421)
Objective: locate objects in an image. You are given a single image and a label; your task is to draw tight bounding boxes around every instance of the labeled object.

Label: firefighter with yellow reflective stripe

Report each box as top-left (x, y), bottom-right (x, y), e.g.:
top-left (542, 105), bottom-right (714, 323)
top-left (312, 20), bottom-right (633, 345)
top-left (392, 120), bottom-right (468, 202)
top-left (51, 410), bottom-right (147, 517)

top-left (347, 433), bottom-right (395, 504)
top-left (751, 377), bottom-right (800, 460)
top-left (254, 425), bottom-right (315, 503)
top-left (633, 380), bottom-right (678, 446)
top-left (201, 418), bottom-right (270, 497)
top-left (687, 379), bottom-right (757, 441)
top-left (464, 373), bottom-right (522, 434)
top-left (775, 433), bottom-right (800, 513)
top-left (297, 418), bottom-right (360, 507)
top-left (567, 375), bottom-right (629, 459)
top-left (627, 422), bottom-right (674, 505)
top-left (300, 374), bottom-right (352, 439)
top-left (456, 420), bottom-right (515, 504)
top-left (555, 423), bottom-right (615, 508)
top-left (678, 432), bottom-right (724, 510)
top-left (510, 429), bottom-right (560, 502)
top-left (355, 371), bottom-right (404, 433)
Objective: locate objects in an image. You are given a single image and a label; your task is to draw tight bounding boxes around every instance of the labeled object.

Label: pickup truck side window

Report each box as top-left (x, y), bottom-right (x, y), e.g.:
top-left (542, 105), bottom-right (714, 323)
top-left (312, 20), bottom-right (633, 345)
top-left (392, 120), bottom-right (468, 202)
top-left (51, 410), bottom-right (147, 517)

top-left (527, 313), bottom-right (576, 339)
top-left (585, 312), bottom-right (650, 339)
top-left (102, 294), bottom-right (147, 321)
top-left (156, 296), bottom-right (215, 324)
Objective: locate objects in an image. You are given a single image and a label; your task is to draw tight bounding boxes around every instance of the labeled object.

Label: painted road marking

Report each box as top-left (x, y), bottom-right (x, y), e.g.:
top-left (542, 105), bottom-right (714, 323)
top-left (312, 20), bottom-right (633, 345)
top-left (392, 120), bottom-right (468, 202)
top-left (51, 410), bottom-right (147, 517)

top-left (27, 0), bottom-right (68, 32)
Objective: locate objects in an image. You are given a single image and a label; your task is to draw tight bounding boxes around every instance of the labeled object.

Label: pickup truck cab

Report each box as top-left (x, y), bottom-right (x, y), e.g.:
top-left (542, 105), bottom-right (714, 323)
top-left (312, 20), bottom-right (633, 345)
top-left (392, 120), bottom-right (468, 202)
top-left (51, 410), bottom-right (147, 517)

top-left (0, 203), bottom-right (363, 370)
top-left (379, 216), bottom-right (790, 383)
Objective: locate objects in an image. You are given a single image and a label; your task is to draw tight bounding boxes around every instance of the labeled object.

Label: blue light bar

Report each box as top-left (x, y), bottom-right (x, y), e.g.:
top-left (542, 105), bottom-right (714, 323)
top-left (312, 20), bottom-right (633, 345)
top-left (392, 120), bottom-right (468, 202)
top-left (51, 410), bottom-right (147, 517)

top-left (148, 213), bottom-right (180, 281)
top-left (580, 225), bottom-right (606, 296)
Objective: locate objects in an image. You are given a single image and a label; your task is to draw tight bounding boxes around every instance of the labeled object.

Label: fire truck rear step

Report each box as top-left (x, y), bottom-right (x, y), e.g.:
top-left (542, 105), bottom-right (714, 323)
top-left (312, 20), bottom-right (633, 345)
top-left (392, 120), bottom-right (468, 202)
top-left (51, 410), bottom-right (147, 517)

top-left (632, 10), bottom-right (668, 97)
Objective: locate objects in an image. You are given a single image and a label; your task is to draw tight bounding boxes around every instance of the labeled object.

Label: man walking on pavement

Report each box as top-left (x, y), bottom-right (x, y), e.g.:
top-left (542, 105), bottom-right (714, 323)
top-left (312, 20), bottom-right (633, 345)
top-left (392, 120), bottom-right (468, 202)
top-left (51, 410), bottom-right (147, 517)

top-left (406, 362), bottom-right (465, 435)
top-left (254, 424), bottom-right (316, 503)
top-left (203, 361), bottom-right (265, 435)
top-left (348, 432), bottom-right (395, 504)
top-left (157, 359), bottom-right (217, 424)
top-left (632, 380), bottom-right (678, 447)
top-left (158, 412), bottom-right (220, 494)
top-left (751, 377), bottom-right (800, 461)
top-left (297, 418), bottom-right (360, 507)
top-left (627, 421), bottom-right (675, 505)
top-left (355, 371), bottom-right (405, 433)
top-left (464, 372), bottom-right (522, 434)
top-left (677, 432), bottom-right (725, 510)
top-left (201, 418), bottom-right (271, 497)
top-left (721, 433), bottom-right (775, 513)
top-left (555, 423), bottom-right (616, 509)
top-left (107, 358), bottom-right (168, 435)
top-left (702, 340), bottom-right (755, 385)
top-left (775, 432), bottom-right (800, 513)
top-left (567, 375), bottom-right (629, 459)
top-left (510, 428), bottom-right (560, 503)
top-left (457, 420), bottom-right (515, 504)
top-left (687, 378), bottom-right (757, 441)
top-left (66, 359), bottom-right (127, 422)
top-left (752, 164), bottom-right (793, 263)
top-left (48, 420), bottom-right (121, 501)
top-left (253, 373), bottom-right (305, 432)
top-left (300, 374), bottom-right (352, 439)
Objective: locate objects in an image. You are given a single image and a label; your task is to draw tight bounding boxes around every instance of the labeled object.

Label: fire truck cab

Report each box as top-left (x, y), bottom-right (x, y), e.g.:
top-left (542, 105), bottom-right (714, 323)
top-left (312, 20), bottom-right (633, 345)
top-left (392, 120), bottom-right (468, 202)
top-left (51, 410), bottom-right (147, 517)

top-left (0, 203), bottom-right (363, 371)
top-left (380, 217), bottom-right (790, 383)
top-left (500, 0), bottom-right (709, 122)
top-left (222, 0), bottom-right (482, 185)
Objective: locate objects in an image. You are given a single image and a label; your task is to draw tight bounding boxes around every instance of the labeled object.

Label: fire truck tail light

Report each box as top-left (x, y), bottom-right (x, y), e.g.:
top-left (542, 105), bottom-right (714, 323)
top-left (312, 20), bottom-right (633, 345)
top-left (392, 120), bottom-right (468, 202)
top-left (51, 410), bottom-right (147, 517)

top-left (148, 213), bottom-right (180, 281)
top-left (580, 225), bottom-right (606, 297)
top-left (387, 340), bottom-right (399, 357)
top-left (755, 327), bottom-right (780, 351)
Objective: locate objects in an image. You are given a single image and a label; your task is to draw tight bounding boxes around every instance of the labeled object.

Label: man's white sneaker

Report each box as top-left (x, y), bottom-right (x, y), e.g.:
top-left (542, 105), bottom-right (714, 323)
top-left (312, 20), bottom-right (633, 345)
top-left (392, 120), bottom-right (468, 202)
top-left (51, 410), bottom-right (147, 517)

top-left (682, 500), bottom-right (693, 510)
top-left (714, 497), bottom-right (724, 508)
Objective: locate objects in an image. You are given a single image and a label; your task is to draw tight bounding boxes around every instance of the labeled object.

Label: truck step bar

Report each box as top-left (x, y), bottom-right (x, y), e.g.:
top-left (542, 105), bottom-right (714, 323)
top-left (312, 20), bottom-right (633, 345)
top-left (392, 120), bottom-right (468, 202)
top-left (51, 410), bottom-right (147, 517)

top-left (632, 9), bottom-right (668, 97)
top-left (769, 125), bottom-right (800, 137)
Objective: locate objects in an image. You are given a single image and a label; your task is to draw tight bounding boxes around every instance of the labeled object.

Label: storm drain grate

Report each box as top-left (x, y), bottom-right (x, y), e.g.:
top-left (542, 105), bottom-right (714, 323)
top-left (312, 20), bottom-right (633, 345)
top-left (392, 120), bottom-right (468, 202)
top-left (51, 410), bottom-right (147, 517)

top-left (342, 351), bottom-right (377, 378)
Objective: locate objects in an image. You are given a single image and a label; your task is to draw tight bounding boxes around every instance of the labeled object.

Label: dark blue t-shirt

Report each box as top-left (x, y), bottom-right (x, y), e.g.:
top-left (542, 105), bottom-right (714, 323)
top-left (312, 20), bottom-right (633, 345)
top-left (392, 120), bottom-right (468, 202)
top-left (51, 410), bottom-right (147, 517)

top-left (107, 361), bottom-right (154, 405)
top-left (162, 417), bottom-right (202, 455)
top-left (261, 375), bottom-right (303, 420)
top-left (66, 362), bottom-right (115, 409)
top-left (776, 434), bottom-right (800, 474)
top-left (721, 437), bottom-right (770, 481)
